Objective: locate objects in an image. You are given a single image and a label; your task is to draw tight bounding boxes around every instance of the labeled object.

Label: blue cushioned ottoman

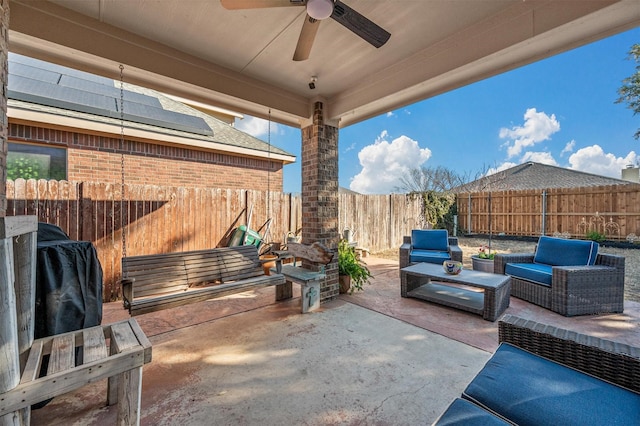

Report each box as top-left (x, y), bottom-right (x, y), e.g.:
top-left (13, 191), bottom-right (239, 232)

top-left (433, 398), bottom-right (511, 425)
top-left (463, 343), bottom-right (640, 426)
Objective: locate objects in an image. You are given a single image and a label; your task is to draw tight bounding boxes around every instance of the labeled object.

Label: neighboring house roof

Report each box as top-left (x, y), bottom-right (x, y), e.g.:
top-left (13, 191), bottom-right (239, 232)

top-left (7, 53), bottom-right (295, 163)
top-left (338, 186), bottom-right (360, 195)
top-left (453, 162), bottom-right (634, 193)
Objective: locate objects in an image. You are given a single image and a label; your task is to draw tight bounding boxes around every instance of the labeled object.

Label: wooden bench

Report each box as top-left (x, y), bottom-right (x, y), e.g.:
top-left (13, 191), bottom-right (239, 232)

top-left (121, 244), bottom-right (287, 316)
top-left (1, 216), bottom-right (152, 425)
top-left (0, 319), bottom-right (152, 424)
top-left (273, 242), bottom-right (334, 313)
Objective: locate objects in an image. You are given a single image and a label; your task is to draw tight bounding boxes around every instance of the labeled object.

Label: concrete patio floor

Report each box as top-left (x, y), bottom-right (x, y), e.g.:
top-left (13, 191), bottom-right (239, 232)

top-left (30, 257), bottom-right (640, 425)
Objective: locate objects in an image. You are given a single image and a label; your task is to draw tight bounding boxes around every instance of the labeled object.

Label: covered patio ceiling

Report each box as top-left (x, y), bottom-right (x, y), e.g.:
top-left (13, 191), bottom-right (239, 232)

top-left (7, 0), bottom-right (640, 129)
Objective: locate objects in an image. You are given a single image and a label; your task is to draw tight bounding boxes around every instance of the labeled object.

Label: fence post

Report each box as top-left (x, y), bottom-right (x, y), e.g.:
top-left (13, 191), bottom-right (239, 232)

top-left (453, 215), bottom-right (457, 237)
top-left (467, 194), bottom-right (472, 234)
top-left (541, 190), bottom-right (547, 236)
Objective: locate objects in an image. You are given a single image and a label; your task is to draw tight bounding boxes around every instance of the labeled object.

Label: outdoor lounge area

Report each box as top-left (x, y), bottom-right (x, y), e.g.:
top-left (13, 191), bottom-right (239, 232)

top-left (27, 255), bottom-right (640, 425)
top-left (3, 2), bottom-right (640, 425)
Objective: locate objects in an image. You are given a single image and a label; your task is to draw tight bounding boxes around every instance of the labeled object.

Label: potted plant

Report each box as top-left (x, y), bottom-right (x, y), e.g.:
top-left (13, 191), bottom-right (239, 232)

top-left (471, 245), bottom-right (495, 273)
top-left (338, 239), bottom-right (372, 294)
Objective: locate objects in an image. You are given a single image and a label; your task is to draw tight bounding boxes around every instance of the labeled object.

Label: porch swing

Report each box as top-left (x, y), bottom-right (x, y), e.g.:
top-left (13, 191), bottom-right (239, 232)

top-left (117, 67), bottom-right (286, 316)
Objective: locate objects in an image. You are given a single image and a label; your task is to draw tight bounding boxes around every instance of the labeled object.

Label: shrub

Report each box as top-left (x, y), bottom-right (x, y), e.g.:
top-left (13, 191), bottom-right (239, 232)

top-left (586, 230), bottom-right (606, 243)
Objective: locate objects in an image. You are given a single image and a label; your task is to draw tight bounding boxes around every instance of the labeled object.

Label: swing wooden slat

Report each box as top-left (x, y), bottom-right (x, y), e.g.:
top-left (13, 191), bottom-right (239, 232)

top-left (121, 244), bottom-right (288, 316)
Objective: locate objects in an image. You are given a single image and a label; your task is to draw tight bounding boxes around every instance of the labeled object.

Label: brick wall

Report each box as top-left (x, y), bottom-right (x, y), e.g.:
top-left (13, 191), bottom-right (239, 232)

top-left (0, 0), bottom-right (7, 216)
top-left (8, 123), bottom-right (283, 191)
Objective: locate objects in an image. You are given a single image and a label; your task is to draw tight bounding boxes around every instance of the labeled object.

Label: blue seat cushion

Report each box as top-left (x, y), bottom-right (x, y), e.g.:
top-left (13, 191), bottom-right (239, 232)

top-left (410, 249), bottom-right (451, 264)
top-left (411, 229), bottom-right (449, 251)
top-left (505, 262), bottom-right (552, 286)
top-left (433, 398), bottom-right (511, 425)
top-left (463, 343), bottom-right (640, 426)
top-left (533, 236), bottom-right (599, 266)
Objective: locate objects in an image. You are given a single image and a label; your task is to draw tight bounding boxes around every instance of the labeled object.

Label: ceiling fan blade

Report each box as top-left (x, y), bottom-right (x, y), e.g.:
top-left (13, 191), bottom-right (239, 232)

top-left (330, 0), bottom-right (390, 48)
top-left (293, 15), bottom-right (320, 61)
top-left (220, 0), bottom-right (303, 10)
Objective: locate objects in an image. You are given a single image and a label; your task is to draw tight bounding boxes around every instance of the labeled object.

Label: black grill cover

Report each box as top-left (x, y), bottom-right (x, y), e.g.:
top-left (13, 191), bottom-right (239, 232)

top-left (35, 223), bottom-right (103, 338)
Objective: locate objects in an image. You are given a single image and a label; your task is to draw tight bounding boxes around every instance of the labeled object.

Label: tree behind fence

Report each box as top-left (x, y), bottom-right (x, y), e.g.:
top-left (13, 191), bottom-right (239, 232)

top-left (7, 180), bottom-right (422, 301)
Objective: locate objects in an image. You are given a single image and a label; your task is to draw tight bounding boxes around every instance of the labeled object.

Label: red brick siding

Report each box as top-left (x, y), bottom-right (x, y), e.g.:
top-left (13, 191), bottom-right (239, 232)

top-left (8, 123), bottom-right (283, 191)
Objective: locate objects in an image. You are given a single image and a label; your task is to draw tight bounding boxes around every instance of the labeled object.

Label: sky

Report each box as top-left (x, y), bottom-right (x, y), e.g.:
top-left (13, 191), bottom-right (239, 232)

top-left (235, 27), bottom-right (640, 195)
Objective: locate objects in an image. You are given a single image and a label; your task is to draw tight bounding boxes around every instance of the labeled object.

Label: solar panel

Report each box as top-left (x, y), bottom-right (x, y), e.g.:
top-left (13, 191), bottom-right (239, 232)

top-left (58, 75), bottom-right (161, 108)
top-left (9, 75), bottom-right (115, 112)
top-left (9, 62), bottom-right (61, 84)
top-left (8, 54), bottom-right (213, 136)
top-left (10, 53), bottom-right (113, 85)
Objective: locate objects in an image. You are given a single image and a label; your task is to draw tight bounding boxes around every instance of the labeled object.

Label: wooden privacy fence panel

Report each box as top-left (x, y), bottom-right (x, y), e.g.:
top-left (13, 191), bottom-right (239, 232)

top-left (11, 179), bottom-right (640, 302)
top-left (457, 184), bottom-right (640, 240)
top-left (7, 180), bottom-right (424, 301)
top-left (338, 193), bottom-right (423, 252)
top-left (7, 180), bottom-right (302, 301)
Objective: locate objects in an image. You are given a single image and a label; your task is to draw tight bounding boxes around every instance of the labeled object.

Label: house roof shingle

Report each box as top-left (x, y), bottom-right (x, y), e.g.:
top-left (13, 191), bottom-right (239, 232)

top-left (453, 162), bottom-right (634, 193)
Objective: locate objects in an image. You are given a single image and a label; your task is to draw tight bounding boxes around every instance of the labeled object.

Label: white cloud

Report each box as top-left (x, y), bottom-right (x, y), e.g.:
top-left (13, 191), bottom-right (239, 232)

top-left (568, 145), bottom-right (639, 178)
top-left (386, 111), bottom-right (395, 117)
top-left (350, 132), bottom-right (431, 194)
top-left (499, 108), bottom-right (560, 158)
top-left (561, 140), bottom-right (576, 156)
top-left (487, 162), bottom-right (517, 176)
top-left (520, 151), bottom-right (558, 166)
top-left (344, 142), bottom-right (357, 152)
top-left (235, 116), bottom-right (279, 137)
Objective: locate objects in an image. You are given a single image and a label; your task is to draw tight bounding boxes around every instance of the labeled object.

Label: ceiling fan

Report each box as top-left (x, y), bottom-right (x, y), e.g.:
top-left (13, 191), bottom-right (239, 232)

top-left (220, 0), bottom-right (391, 61)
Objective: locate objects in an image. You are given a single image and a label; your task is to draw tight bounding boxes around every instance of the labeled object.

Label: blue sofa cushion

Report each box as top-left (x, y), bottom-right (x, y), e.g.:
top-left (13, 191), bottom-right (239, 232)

top-left (409, 249), bottom-right (451, 264)
top-left (505, 262), bottom-right (552, 286)
top-left (463, 343), bottom-right (640, 426)
top-left (533, 236), bottom-right (599, 266)
top-left (433, 398), bottom-right (511, 425)
top-left (412, 229), bottom-right (449, 251)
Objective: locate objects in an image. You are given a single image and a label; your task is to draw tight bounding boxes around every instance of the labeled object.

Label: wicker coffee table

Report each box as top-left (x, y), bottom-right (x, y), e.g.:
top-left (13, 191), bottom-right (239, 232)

top-left (400, 263), bottom-right (511, 321)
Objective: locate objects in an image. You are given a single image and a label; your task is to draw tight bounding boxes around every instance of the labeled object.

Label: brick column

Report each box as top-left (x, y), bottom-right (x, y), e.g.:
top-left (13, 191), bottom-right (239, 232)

top-left (301, 102), bottom-right (339, 302)
top-left (0, 0), bottom-right (7, 217)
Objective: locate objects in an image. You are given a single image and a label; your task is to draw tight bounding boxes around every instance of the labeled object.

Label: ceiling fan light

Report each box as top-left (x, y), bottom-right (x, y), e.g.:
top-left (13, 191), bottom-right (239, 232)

top-left (306, 0), bottom-right (333, 20)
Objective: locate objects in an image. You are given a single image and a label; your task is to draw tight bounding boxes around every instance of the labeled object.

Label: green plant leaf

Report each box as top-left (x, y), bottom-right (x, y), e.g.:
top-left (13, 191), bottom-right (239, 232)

top-left (337, 239), bottom-right (372, 293)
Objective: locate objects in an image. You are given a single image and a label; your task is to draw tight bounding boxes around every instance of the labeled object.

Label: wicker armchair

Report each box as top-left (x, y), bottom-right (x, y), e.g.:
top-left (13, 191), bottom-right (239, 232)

top-left (494, 251), bottom-right (625, 316)
top-left (399, 231), bottom-right (462, 273)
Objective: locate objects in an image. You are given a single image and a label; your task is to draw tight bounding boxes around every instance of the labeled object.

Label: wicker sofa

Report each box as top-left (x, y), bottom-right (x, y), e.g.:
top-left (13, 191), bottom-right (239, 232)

top-left (494, 236), bottom-right (625, 316)
top-left (399, 229), bottom-right (462, 273)
top-left (433, 314), bottom-right (640, 425)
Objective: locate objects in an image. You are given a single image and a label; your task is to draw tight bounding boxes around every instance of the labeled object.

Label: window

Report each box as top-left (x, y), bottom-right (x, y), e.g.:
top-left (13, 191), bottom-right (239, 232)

top-left (7, 143), bottom-right (67, 180)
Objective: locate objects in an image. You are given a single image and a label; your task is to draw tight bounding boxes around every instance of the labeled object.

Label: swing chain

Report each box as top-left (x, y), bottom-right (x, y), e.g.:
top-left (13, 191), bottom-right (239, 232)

top-left (119, 64), bottom-right (128, 273)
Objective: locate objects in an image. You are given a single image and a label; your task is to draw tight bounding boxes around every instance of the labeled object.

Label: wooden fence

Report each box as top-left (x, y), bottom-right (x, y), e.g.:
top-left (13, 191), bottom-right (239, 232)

top-left (338, 192), bottom-right (423, 251)
top-left (457, 184), bottom-right (640, 241)
top-left (11, 179), bottom-right (640, 301)
top-left (6, 179), bottom-right (422, 301)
